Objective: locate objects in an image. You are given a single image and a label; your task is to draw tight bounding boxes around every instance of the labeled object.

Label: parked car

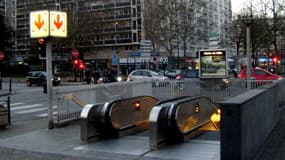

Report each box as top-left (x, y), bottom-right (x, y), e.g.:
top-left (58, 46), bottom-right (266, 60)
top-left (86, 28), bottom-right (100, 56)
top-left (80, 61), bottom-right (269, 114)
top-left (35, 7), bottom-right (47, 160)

top-left (175, 69), bottom-right (199, 80)
top-left (165, 69), bottom-right (181, 79)
top-left (127, 69), bottom-right (169, 87)
top-left (238, 67), bottom-right (281, 80)
top-left (26, 71), bottom-right (61, 87)
top-left (127, 69), bottom-right (169, 81)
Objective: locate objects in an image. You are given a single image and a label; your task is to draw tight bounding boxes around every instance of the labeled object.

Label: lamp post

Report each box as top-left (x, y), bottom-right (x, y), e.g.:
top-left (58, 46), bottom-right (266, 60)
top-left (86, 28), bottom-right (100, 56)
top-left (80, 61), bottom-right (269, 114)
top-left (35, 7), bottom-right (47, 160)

top-left (242, 12), bottom-right (253, 90)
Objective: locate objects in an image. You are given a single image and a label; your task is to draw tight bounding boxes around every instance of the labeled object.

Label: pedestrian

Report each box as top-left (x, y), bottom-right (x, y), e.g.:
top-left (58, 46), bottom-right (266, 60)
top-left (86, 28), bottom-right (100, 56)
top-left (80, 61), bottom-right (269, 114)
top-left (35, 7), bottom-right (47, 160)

top-left (92, 69), bottom-right (101, 84)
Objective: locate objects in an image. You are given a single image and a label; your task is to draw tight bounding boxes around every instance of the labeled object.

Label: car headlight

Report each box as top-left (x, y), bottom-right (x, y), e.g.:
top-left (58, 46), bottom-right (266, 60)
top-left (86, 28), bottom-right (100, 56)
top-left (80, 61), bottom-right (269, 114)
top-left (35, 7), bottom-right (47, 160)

top-left (117, 76), bottom-right (122, 82)
top-left (222, 79), bottom-right (229, 84)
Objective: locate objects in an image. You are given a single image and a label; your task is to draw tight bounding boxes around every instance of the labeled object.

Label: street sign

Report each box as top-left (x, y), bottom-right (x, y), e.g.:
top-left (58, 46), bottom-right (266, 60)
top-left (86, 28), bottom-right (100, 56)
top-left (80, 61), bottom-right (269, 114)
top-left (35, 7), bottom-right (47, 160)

top-left (0, 52), bottom-right (4, 61)
top-left (50, 11), bottom-right (67, 37)
top-left (72, 49), bottom-right (79, 57)
top-left (30, 10), bottom-right (49, 38)
top-left (112, 54), bottom-right (118, 65)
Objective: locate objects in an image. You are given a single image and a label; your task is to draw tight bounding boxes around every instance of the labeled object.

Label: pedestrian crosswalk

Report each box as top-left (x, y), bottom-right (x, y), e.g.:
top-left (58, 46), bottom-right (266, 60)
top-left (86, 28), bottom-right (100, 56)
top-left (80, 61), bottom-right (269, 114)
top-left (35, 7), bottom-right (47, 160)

top-left (9, 102), bottom-right (58, 118)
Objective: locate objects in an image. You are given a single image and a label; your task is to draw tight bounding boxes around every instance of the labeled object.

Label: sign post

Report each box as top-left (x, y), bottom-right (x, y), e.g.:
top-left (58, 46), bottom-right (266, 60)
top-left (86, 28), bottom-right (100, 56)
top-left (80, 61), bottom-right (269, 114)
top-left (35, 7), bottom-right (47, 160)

top-left (0, 52), bottom-right (3, 90)
top-left (30, 10), bottom-right (67, 129)
top-left (46, 41), bottom-right (54, 129)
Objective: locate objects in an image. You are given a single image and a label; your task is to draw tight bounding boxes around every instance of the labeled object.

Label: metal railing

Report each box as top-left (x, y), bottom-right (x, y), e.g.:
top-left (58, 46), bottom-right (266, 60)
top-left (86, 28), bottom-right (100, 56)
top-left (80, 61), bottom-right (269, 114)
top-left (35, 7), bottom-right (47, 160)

top-left (53, 78), bottom-right (279, 125)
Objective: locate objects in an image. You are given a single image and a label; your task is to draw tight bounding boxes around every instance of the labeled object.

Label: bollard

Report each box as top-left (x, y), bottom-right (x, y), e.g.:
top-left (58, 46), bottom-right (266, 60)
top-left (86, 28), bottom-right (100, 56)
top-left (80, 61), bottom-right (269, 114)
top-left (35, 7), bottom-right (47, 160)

top-left (9, 79), bottom-right (12, 94)
top-left (7, 96), bottom-right (11, 125)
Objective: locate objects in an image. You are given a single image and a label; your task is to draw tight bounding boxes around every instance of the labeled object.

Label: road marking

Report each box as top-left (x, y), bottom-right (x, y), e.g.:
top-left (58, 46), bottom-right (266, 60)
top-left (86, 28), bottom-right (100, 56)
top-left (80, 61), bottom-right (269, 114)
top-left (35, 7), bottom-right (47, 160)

top-left (11, 102), bottom-right (25, 106)
top-left (16, 107), bottom-right (47, 114)
top-left (11, 104), bottom-right (43, 111)
top-left (36, 111), bottom-right (58, 117)
top-left (15, 105), bottom-right (57, 114)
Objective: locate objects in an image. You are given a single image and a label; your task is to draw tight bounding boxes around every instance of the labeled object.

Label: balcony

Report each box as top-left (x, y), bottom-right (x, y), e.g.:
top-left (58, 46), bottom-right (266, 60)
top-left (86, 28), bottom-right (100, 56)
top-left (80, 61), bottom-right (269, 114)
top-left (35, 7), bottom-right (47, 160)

top-left (105, 40), bottom-right (116, 44)
top-left (104, 3), bottom-right (114, 9)
top-left (95, 40), bottom-right (104, 45)
top-left (104, 28), bottom-right (115, 32)
top-left (93, 5), bottom-right (103, 10)
top-left (116, 1), bottom-right (131, 7)
top-left (117, 38), bottom-right (132, 43)
top-left (117, 26), bottom-right (132, 31)
top-left (104, 16), bottom-right (115, 21)
top-left (116, 14), bottom-right (131, 19)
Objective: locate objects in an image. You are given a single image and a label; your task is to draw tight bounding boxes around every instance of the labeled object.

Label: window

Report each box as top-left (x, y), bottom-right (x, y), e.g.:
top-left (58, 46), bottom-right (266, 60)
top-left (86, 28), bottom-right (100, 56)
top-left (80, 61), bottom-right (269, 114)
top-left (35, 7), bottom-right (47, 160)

top-left (255, 70), bottom-right (267, 76)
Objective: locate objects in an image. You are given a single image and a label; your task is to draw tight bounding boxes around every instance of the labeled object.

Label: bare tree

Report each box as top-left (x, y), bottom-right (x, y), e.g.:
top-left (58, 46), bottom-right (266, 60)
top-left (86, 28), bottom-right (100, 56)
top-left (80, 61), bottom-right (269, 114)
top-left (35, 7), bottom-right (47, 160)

top-left (259, 0), bottom-right (285, 54)
top-left (143, 0), bottom-right (179, 68)
top-left (143, 0), bottom-right (164, 51)
top-left (230, 15), bottom-right (245, 57)
top-left (177, 0), bottom-right (206, 66)
top-left (144, 0), bottom-right (207, 68)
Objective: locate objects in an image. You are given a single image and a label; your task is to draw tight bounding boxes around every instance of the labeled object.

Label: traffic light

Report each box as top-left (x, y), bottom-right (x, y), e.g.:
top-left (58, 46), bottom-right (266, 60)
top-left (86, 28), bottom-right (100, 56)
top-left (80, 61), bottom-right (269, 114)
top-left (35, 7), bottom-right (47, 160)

top-left (38, 38), bottom-right (46, 58)
top-left (79, 62), bottom-right (85, 70)
top-left (73, 59), bottom-right (78, 65)
top-left (273, 57), bottom-right (278, 64)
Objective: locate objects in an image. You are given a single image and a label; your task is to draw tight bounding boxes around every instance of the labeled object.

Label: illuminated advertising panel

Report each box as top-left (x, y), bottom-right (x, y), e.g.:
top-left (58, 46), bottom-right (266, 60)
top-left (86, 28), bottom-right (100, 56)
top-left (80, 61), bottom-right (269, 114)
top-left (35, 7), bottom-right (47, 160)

top-left (199, 49), bottom-right (227, 78)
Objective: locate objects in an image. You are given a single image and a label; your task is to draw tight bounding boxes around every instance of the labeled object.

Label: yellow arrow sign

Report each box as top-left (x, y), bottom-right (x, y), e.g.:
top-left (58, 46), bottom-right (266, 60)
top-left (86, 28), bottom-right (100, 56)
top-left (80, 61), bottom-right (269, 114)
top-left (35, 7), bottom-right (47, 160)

top-left (30, 10), bottom-right (49, 38)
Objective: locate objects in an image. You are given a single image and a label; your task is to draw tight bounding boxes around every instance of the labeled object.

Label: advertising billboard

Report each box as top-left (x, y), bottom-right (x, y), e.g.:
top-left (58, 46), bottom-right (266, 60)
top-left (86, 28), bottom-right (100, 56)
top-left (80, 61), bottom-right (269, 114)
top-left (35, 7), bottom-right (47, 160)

top-left (199, 49), bottom-right (227, 78)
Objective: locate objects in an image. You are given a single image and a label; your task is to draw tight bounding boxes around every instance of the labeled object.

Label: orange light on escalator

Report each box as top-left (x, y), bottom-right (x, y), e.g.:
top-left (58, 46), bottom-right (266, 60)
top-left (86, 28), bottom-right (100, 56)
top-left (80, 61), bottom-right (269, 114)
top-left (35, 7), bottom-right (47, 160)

top-left (133, 101), bottom-right (141, 110)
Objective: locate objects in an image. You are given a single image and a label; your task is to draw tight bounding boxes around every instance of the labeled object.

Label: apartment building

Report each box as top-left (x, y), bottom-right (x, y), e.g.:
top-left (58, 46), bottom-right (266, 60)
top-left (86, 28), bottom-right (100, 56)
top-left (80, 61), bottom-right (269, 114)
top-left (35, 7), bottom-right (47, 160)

top-left (208, 0), bottom-right (232, 53)
top-left (6, 0), bottom-right (143, 70)
top-left (5, 0), bottom-right (232, 70)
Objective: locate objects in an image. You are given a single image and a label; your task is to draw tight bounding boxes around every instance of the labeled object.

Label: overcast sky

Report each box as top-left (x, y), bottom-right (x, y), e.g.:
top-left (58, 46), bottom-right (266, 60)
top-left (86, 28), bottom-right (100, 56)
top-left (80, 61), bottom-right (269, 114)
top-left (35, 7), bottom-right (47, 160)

top-left (232, 0), bottom-right (247, 13)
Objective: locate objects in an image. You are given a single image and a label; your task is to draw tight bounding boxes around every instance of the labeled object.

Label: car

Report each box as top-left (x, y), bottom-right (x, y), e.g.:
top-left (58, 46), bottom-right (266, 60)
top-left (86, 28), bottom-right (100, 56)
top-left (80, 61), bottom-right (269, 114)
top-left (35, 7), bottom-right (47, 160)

top-left (238, 67), bottom-right (281, 80)
top-left (127, 69), bottom-right (169, 81)
top-left (228, 68), bottom-right (238, 78)
top-left (175, 69), bottom-right (199, 80)
top-left (26, 71), bottom-right (61, 87)
top-left (165, 69), bottom-right (181, 79)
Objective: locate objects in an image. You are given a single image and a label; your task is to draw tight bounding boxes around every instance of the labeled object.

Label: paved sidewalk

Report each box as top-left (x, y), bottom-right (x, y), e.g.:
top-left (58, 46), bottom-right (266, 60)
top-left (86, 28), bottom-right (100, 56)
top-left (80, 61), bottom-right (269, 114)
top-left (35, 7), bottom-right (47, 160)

top-left (254, 108), bottom-right (285, 160)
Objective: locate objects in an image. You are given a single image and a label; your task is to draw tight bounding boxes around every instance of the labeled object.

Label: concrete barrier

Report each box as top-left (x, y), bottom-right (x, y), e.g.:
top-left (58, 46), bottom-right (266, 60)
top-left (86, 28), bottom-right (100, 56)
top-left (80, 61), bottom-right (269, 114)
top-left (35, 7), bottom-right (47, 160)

top-left (219, 79), bottom-right (285, 160)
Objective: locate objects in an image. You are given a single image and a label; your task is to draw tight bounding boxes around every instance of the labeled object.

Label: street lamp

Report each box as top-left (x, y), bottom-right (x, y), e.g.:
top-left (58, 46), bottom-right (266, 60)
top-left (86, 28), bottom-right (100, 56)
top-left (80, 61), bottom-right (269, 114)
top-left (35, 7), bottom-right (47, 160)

top-left (242, 11), bottom-right (253, 90)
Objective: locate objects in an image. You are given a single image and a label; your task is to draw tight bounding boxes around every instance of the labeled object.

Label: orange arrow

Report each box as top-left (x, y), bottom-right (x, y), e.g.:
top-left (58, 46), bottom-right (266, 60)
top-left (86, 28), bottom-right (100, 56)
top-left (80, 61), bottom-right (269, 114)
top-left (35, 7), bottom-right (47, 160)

top-left (54, 14), bottom-right (63, 30)
top-left (35, 14), bottom-right (44, 30)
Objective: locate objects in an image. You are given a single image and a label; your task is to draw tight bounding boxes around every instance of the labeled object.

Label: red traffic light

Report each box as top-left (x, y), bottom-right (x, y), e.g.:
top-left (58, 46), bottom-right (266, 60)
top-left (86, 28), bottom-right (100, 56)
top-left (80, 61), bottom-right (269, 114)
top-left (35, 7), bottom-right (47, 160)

top-left (79, 63), bottom-right (84, 69)
top-left (73, 59), bottom-right (78, 65)
top-left (38, 38), bottom-right (44, 45)
top-left (273, 57), bottom-right (278, 63)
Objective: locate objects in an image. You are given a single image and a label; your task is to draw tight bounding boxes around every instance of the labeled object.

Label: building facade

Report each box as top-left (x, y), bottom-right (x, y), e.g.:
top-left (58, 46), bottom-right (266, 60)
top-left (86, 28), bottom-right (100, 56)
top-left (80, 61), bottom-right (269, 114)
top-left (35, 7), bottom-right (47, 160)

top-left (5, 0), bottom-right (232, 71)
top-left (208, 0), bottom-right (232, 54)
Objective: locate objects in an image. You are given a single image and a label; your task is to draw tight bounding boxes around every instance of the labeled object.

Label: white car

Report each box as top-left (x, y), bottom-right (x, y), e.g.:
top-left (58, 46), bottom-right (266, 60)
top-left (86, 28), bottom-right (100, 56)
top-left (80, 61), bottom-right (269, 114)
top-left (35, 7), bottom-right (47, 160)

top-left (127, 70), bottom-right (169, 81)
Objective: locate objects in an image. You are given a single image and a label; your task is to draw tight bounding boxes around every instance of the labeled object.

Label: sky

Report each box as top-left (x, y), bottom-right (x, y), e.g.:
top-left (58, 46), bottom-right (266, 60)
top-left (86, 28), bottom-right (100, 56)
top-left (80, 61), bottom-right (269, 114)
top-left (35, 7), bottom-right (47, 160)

top-left (232, 0), bottom-right (247, 13)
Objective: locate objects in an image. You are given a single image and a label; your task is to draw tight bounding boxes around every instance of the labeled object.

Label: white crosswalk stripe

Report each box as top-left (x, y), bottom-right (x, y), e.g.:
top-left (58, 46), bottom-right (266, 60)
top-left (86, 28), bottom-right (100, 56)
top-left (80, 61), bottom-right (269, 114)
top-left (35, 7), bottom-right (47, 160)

top-left (16, 107), bottom-right (47, 114)
top-left (10, 102), bottom-right (58, 117)
top-left (11, 104), bottom-right (43, 111)
top-left (10, 102), bottom-right (25, 106)
top-left (36, 111), bottom-right (58, 118)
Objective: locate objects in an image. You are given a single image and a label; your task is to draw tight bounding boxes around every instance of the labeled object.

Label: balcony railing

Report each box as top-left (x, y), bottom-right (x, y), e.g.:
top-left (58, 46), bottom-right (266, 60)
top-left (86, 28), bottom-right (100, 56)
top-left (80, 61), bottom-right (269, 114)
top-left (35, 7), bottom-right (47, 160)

top-left (117, 26), bottom-right (132, 31)
top-left (95, 40), bottom-right (104, 45)
top-left (116, 14), bottom-right (131, 19)
top-left (103, 28), bottom-right (115, 32)
top-left (116, 2), bottom-right (131, 7)
top-left (117, 38), bottom-right (132, 43)
top-left (104, 16), bottom-right (115, 20)
top-left (104, 3), bottom-right (114, 9)
top-left (93, 5), bottom-right (103, 10)
top-left (105, 40), bottom-right (116, 44)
